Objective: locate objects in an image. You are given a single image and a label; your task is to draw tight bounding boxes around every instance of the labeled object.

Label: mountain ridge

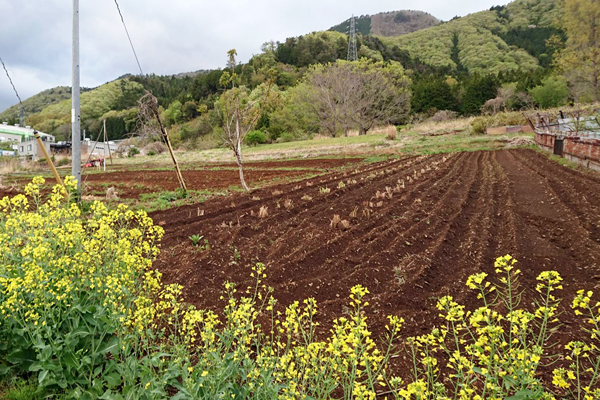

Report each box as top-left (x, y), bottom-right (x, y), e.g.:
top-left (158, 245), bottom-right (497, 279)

top-left (330, 10), bottom-right (439, 37)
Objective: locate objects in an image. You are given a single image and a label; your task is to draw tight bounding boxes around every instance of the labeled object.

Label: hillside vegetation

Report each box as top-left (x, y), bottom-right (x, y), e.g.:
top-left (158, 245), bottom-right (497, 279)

top-left (24, 79), bottom-right (145, 140)
top-left (0, 86), bottom-right (74, 123)
top-left (380, 0), bottom-right (562, 74)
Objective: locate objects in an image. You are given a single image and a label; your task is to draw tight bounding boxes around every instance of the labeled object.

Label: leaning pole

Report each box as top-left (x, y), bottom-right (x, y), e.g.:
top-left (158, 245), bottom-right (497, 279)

top-left (72, 0), bottom-right (82, 194)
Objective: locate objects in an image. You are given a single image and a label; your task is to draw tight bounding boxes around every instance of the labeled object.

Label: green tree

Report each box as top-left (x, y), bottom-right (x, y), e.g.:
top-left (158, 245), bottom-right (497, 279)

top-left (461, 75), bottom-right (499, 115)
top-left (163, 100), bottom-right (183, 126)
top-left (529, 76), bottom-right (569, 108)
top-left (411, 77), bottom-right (458, 114)
top-left (556, 0), bottom-right (600, 102)
top-left (182, 101), bottom-right (199, 121)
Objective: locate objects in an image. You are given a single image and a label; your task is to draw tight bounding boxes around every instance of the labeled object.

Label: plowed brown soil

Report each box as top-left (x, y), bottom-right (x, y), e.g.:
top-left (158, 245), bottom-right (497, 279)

top-left (152, 149), bottom-right (600, 373)
top-left (2, 157), bottom-right (363, 199)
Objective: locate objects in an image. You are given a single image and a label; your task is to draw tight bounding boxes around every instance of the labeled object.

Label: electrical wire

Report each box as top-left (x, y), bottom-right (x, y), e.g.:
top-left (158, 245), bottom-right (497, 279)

top-left (113, 0), bottom-right (144, 76)
top-left (0, 56), bottom-right (23, 107)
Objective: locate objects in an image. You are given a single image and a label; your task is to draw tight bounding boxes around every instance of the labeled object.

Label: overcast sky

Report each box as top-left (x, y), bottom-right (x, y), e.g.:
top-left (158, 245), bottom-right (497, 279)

top-left (0, 0), bottom-right (510, 112)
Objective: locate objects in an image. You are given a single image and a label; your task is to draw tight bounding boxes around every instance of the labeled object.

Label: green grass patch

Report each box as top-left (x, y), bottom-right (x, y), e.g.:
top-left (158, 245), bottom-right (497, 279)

top-left (137, 188), bottom-right (216, 212)
top-left (0, 376), bottom-right (51, 400)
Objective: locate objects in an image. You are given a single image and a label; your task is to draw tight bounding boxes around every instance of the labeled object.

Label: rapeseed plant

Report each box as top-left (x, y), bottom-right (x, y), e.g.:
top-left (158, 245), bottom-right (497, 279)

top-left (1, 179), bottom-right (598, 399)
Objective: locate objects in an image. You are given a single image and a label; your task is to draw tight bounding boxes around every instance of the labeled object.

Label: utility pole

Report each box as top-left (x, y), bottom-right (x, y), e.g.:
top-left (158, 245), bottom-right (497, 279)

top-left (347, 15), bottom-right (358, 61)
top-left (72, 0), bottom-right (82, 194)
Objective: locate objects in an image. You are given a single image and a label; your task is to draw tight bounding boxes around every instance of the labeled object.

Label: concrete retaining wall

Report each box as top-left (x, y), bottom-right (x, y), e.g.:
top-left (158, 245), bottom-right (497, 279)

top-left (535, 132), bottom-right (600, 172)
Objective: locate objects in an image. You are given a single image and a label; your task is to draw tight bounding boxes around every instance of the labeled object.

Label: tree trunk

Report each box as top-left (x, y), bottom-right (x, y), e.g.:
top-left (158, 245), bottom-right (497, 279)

top-left (235, 138), bottom-right (249, 192)
top-left (594, 68), bottom-right (599, 103)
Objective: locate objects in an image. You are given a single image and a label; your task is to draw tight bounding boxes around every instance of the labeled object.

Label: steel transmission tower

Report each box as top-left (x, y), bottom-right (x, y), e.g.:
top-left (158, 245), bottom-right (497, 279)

top-left (347, 15), bottom-right (357, 61)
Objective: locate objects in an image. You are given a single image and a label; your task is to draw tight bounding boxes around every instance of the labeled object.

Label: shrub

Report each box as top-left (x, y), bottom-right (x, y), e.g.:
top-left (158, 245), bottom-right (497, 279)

top-left (471, 117), bottom-right (488, 134)
top-left (386, 129), bottom-right (397, 141)
top-left (530, 76), bottom-right (570, 109)
top-left (276, 132), bottom-right (295, 143)
top-left (427, 110), bottom-right (458, 123)
top-left (144, 141), bottom-right (168, 155)
top-left (245, 130), bottom-right (267, 146)
top-left (470, 111), bottom-right (528, 134)
top-left (127, 147), bottom-right (140, 157)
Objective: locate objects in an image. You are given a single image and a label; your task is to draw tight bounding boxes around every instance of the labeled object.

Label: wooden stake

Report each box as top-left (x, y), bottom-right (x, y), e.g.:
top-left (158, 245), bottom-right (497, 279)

top-left (151, 107), bottom-right (187, 192)
top-left (33, 130), bottom-right (65, 190)
top-left (103, 119), bottom-right (113, 166)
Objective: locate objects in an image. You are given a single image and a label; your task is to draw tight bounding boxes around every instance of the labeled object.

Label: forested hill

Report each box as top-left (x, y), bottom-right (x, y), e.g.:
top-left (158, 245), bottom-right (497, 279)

top-left (380, 0), bottom-right (563, 74)
top-left (330, 11), bottom-right (439, 37)
top-left (0, 86), bottom-right (76, 122)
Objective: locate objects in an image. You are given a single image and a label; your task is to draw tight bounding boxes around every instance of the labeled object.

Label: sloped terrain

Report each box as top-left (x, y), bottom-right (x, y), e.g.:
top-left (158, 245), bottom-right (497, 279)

top-left (0, 86), bottom-right (72, 122)
top-left (379, 0), bottom-right (562, 74)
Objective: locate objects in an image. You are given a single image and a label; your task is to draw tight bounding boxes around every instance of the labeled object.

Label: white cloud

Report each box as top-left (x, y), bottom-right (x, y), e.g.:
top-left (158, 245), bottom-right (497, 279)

top-left (0, 0), bottom-right (510, 111)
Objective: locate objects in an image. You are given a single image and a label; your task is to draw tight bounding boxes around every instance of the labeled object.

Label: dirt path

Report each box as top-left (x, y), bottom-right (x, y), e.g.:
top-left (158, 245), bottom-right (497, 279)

top-left (152, 148), bottom-right (600, 357)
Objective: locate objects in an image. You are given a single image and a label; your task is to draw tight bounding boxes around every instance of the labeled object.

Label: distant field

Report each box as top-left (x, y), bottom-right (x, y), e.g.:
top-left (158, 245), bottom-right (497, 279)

top-left (0, 130), bottom-right (535, 211)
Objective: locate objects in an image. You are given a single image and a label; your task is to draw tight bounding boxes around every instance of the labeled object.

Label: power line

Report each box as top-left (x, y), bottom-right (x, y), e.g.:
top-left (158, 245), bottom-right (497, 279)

top-left (0, 57), bottom-right (23, 106)
top-left (0, 56), bottom-right (25, 124)
top-left (113, 0), bottom-right (144, 75)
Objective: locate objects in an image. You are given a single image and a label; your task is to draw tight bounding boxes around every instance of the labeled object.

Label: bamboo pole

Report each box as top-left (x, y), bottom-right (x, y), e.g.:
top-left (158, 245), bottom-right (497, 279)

top-left (33, 130), bottom-right (65, 190)
top-left (103, 119), bottom-right (113, 166)
top-left (150, 107), bottom-right (187, 192)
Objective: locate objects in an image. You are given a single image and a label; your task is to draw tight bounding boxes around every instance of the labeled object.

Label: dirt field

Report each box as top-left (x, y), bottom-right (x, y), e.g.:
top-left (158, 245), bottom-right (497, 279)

top-left (152, 149), bottom-right (600, 357)
top-left (0, 157), bottom-right (363, 200)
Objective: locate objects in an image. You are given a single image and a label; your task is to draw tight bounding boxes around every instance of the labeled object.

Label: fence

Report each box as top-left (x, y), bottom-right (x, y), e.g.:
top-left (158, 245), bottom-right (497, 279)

top-left (534, 132), bottom-right (600, 172)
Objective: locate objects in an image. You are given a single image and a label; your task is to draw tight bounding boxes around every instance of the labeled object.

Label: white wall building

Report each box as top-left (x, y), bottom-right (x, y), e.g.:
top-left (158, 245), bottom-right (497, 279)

top-left (82, 139), bottom-right (121, 158)
top-left (0, 122), bottom-right (55, 144)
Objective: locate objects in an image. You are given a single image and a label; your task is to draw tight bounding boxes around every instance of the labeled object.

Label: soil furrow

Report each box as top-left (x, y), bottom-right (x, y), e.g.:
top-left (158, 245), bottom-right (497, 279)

top-left (152, 149), bottom-right (600, 354)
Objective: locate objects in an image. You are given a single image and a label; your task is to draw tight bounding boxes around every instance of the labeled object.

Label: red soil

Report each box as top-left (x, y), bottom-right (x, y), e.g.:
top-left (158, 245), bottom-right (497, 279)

top-left (151, 149), bottom-right (600, 354)
top-left (3, 157), bottom-right (363, 199)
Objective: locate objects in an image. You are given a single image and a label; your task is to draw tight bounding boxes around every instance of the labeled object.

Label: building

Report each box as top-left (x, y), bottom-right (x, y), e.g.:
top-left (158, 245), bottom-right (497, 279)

top-left (0, 149), bottom-right (16, 157)
top-left (0, 122), bottom-right (55, 144)
top-left (16, 139), bottom-right (51, 161)
top-left (82, 139), bottom-right (121, 158)
top-left (0, 122), bottom-right (55, 160)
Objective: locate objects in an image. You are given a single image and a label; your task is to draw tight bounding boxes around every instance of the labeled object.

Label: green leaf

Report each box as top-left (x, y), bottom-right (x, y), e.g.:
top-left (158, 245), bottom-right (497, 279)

top-left (38, 369), bottom-right (49, 384)
top-left (104, 372), bottom-right (121, 388)
top-left (505, 389), bottom-right (539, 400)
top-left (0, 364), bottom-right (11, 375)
top-left (98, 336), bottom-right (119, 355)
top-left (63, 352), bottom-right (79, 369)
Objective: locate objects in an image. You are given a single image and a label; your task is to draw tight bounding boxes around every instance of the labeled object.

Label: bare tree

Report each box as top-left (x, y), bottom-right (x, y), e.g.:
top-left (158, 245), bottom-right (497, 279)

top-left (350, 60), bottom-right (411, 135)
top-left (298, 60), bottom-right (411, 136)
top-left (215, 49), bottom-right (273, 191)
top-left (138, 91), bottom-right (187, 192)
top-left (301, 62), bottom-right (361, 136)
